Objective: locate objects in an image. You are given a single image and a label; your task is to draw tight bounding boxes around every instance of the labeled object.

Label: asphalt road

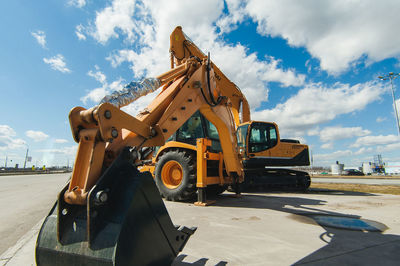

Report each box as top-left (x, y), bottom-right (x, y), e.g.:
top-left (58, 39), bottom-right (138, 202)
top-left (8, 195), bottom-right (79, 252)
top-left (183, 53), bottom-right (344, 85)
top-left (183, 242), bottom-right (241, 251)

top-left (312, 177), bottom-right (400, 186)
top-left (0, 173), bottom-right (69, 254)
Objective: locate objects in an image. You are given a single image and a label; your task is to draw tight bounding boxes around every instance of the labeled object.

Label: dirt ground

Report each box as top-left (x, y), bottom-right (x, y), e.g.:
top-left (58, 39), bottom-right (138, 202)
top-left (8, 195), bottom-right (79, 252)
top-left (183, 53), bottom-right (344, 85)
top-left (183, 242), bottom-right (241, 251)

top-left (310, 182), bottom-right (400, 195)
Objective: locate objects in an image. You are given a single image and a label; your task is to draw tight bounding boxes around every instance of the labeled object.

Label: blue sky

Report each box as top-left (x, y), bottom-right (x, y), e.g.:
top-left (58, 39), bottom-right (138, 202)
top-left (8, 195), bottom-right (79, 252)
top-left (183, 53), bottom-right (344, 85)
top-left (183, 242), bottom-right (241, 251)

top-left (1, 0), bottom-right (400, 168)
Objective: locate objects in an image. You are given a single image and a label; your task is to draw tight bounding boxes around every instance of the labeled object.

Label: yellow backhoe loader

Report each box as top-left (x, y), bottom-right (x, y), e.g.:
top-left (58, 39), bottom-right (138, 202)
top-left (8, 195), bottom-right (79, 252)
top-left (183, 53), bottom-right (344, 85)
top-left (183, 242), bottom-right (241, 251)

top-left (36, 35), bottom-right (248, 265)
top-left (139, 27), bottom-right (310, 202)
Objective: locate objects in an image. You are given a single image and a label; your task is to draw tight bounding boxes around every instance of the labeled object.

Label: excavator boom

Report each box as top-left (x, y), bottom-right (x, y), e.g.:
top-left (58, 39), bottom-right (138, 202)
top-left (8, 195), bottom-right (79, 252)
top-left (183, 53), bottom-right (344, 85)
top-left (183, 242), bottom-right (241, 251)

top-left (170, 26), bottom-right (251, 126)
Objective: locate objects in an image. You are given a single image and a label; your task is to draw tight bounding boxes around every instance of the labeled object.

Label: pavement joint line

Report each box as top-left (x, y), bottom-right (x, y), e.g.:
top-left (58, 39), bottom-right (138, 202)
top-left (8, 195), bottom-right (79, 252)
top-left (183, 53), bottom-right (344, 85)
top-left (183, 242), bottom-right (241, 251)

top-left (295, 239), bottom-right (400, 265)
top-left (0, 218), bottom-right (44, 265)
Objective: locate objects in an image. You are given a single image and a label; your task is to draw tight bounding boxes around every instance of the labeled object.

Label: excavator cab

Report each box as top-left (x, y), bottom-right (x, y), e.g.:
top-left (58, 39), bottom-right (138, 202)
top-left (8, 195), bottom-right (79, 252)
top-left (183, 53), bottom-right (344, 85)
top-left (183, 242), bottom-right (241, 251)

top-left (237, 121), bottom-right (310, 168)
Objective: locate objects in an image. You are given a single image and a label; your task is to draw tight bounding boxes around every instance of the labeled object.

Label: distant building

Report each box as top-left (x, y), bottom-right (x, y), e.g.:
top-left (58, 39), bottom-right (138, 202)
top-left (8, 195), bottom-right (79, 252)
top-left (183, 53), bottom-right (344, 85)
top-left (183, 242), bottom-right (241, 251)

top-left (385, 162), bottom-right (400, 175)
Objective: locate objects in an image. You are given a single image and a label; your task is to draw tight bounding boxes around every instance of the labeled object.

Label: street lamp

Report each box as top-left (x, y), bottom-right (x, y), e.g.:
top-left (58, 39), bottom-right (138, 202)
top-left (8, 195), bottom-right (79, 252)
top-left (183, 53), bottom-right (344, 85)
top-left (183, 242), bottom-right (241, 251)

top-left (378, 72), bottom-right (400, 136)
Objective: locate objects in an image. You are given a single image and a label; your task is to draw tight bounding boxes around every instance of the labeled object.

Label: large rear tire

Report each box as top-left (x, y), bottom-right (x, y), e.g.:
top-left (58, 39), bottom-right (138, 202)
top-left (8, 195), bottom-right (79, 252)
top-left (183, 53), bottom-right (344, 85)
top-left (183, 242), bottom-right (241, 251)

top-left (155, 150), bottom-right (197, 201)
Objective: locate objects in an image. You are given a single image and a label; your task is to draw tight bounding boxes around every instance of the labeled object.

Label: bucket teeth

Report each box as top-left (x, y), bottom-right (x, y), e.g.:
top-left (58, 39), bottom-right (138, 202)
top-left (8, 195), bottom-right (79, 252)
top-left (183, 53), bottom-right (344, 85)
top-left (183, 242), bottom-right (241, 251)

top-left (36, 147), bottom-right (195, 266)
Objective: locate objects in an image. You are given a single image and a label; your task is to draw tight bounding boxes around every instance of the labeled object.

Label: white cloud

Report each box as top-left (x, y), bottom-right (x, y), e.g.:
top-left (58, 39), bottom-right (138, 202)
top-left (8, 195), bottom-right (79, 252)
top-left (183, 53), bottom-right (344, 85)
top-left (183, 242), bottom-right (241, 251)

top-left (31, 30), bottom-right (46, 48)
top-left (252, 81), bottom-right (386, 135)
top-left (54, 139), bottom-right (68, 144)
top-left (43, 54), bottom-right (71, 73)
top-left (75, 24), bottom-right (87, 40)
top-left (81, 87), bottom-right (108, 104)
top-left (243, 0), bottom-right (400, 74)
top-left (352, 134), bottom-right (400, 148)
top-left (90, 0), bottom-right (138, 44)
top-left (319, 126), bottom-right (371, 142)
top-left (0, 125), bottom-right (26, 150)
top-left (314, 149), bottom-right (353, 161)
top-left (68, 0), bottom-right (86, 8)
top-left (90, 0), bottom-right (305, 112)
top-left (26, 130), bottom-right (49, 142)
top-left (321, 143), bottom-right (333, 149)
top-left (216, 0), bottom-right (247, 34)
top-left (87, 66), bottom-right (106, 84)
top-left (376, 116), bottom-right (387, 123)
top-left (37, 145), bottom-right (77, 156)
top-left (81, 66), bottom-right (124, 104)
top-left (377, 142), bottom-right (400, 153)
top-left (354, 147), bottom-right (374, 155)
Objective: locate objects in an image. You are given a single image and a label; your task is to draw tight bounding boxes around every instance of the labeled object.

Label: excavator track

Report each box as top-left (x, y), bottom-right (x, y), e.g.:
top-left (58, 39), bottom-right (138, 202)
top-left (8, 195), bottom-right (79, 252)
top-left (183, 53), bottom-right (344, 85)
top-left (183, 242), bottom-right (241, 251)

top-left (239, 168), bottom-right (311, 192)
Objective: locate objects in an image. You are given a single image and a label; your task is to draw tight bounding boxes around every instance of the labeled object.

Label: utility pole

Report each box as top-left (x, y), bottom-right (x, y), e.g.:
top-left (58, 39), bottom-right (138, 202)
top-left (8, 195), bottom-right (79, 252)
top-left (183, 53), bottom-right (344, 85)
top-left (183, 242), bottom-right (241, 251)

top-left (23, 148), bottom-right (29, 169)
top-left (378, 72), bottom-right (400, 135)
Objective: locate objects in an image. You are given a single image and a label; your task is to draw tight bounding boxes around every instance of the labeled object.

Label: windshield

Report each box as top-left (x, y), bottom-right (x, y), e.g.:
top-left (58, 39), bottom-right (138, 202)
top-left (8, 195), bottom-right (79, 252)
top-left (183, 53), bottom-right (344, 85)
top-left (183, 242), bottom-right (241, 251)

top-left (248, 122), bottom-right (277, 153)
top-left (176, 111), bottom-right (204, 144)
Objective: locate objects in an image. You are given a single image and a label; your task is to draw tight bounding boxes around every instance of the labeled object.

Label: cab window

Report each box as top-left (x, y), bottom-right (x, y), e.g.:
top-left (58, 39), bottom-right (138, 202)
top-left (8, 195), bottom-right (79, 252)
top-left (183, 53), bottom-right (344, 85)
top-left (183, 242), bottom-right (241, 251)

top-left (249, 123), bottom-right (278, 153)
top-left (176, 111), bottom-right (204, 144)
top-left (237, 124), bottom-right (249, 148)
top-left (205, 120), bottom-right (219, 140)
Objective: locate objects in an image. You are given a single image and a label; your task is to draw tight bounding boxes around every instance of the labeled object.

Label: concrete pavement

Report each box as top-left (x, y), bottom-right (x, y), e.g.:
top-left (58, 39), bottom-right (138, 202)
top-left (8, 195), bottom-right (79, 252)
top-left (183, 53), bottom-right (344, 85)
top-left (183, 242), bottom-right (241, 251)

top-left (2, 190), bottom-right (400, 265)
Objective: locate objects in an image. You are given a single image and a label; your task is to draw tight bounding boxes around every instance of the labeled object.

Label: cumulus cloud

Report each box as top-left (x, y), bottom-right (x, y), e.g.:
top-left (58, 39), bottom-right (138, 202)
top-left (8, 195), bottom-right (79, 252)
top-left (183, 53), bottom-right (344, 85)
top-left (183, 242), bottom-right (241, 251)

top-left (0, 125), bottom-right (26, 150)
top-left (321, 143), bottom-right (333, 149)
top-left (68, 0), bottom-right (86, 8)
top-left (87, 65), bottom-right (106, 83)
top-left (216, 0), bottom-right (247, 34)
top-left (354, 147), bottom-right (374, 155)
top-left (26, 130), bottom-right (49, 142)
top-left (252, 81), bottom-right (386, 135)
top-left (85, 0), bottom-right (305, 111)
top-left (54, 139), bottom-right (68, 144)
top-left (319, 126), bottom-right (371, 142)
top-left (31, 30), bottom-right (46, 48)
top-left (75, 24), bottom-right (86, 40)
top-left (314, 149), bottom-right (353, 161)
top-left (37, 145), bottom-right (77, 156)
top-left (81, 66), bottom-right (124, 104)
top-left (243, 0), bottom-right (400, 74)
top-left (90, 0), bottom-right (138, 44)
top-left (43, 54), bottom-right (71, 73)
top-left (352, 134), bottom-right (400, 148)
top-left (376, 116), bottom-right (387, 123)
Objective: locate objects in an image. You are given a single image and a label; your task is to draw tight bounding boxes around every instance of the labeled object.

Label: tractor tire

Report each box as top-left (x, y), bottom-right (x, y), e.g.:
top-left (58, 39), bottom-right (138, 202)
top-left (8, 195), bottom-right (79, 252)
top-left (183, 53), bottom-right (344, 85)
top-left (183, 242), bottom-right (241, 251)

top-left (155, 150), bottom-right (197, 201)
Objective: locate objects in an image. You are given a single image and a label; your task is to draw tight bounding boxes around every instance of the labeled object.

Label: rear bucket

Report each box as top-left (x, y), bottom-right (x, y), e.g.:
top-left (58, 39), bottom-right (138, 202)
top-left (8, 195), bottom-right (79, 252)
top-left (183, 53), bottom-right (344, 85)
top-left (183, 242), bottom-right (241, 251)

top-left (36, 148), bottom-right (196, 266)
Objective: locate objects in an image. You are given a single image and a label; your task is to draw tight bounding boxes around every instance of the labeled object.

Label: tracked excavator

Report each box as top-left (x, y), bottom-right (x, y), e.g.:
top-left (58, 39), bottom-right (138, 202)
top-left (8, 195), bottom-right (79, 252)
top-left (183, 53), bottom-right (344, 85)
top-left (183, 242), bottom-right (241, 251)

top-left (36, 48), bottom-right (245, 264)
top-left (139, 27), bottom-right (311, 201)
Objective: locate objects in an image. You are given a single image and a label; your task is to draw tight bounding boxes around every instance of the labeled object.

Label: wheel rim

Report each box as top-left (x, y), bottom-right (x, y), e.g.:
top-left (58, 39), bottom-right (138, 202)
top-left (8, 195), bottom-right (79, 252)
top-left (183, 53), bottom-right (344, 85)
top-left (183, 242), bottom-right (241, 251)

top-left (161, 160), bottom-right (183, 189)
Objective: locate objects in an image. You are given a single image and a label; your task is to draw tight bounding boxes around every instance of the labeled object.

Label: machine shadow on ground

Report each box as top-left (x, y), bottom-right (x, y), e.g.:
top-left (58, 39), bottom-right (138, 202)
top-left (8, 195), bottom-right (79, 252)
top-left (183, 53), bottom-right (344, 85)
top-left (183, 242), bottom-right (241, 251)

top-left (210, 192), bottom-right (400, 265)
top-left (239, 187), bottom-right (378, 197)
top-left (173, 255), bottom-right (227, 266)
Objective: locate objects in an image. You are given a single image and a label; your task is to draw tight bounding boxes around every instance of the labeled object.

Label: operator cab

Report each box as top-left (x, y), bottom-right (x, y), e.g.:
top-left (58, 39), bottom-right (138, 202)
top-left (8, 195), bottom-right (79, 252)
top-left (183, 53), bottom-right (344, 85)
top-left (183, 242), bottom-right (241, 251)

top-left (164, 111), bottom-right (222, 152)
top-left (237, 121), bottom-right (279, 155)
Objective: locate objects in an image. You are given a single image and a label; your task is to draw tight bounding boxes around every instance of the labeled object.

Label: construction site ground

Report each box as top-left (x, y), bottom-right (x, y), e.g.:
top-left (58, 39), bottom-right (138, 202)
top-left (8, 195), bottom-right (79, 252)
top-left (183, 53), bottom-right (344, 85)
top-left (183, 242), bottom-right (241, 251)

top-left (1, 173), bottom-right (400, 265)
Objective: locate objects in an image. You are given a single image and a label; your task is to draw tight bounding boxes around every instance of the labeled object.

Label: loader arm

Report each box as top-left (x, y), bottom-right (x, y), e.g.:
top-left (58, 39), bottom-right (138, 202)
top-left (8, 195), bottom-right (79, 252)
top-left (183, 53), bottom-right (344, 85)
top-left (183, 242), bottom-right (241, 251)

top-left (170, 26), bottom-right (251, 126)
top-left (66, 56), bottom-right (242, 206)
top-left (36, 56), bottom-right (243, 266)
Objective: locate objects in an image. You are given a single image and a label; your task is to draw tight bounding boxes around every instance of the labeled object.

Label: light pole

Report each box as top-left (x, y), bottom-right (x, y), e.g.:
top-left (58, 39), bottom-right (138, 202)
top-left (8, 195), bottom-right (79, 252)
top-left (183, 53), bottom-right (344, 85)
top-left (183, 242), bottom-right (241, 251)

top-left (378, 72), bottom-right (400, 136)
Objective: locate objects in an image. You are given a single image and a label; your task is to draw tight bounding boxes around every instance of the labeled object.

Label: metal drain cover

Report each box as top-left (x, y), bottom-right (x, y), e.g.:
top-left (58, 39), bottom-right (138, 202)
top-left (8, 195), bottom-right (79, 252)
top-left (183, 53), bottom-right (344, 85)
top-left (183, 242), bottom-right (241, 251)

top-left (311, 215), bottom-right (388, 232)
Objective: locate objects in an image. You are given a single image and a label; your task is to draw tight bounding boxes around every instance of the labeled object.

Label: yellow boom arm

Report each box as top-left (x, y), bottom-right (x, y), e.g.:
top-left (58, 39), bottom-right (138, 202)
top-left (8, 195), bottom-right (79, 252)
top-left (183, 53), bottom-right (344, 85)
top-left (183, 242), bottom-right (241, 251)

top-left (66, 57), bottom-right (243, 205)
top-left (170, 26), bottom-right (251, 126)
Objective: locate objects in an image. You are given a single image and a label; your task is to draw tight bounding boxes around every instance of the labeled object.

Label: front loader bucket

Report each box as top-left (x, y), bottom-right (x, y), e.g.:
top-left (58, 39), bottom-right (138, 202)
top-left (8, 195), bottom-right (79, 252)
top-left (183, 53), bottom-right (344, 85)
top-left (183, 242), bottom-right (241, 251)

top-left (36, 148), bottom-right (196, 266)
